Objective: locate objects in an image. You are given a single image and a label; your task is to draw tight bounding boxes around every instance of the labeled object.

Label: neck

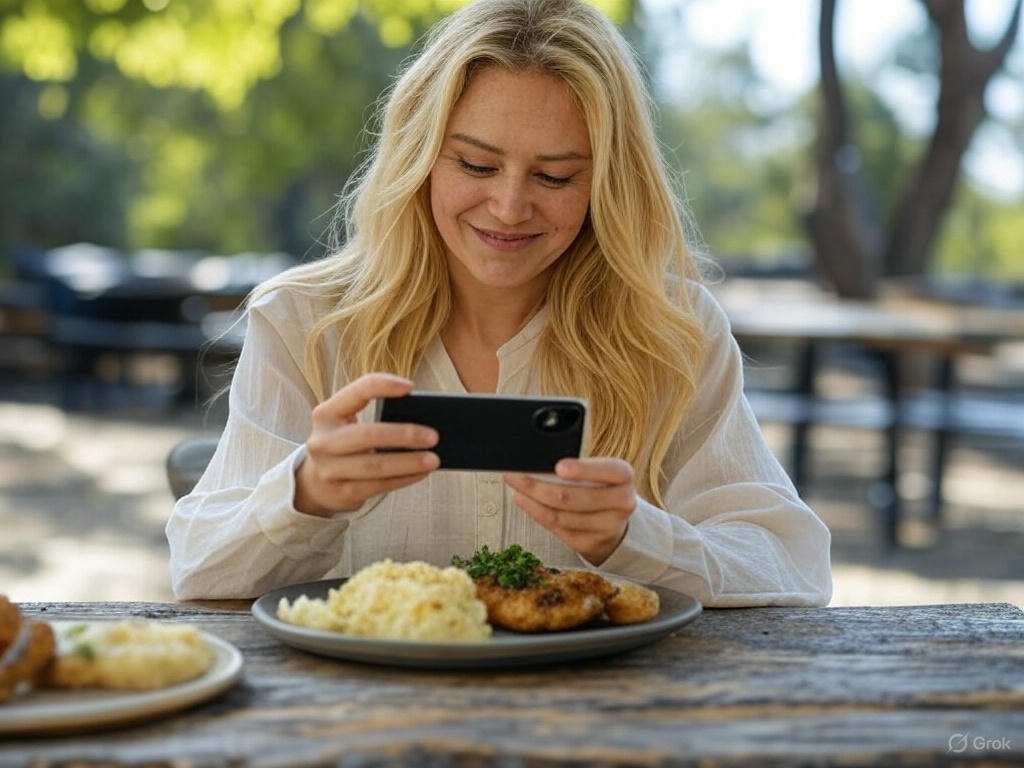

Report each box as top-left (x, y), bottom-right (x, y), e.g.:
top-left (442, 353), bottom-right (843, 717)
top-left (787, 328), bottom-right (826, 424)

top-left (444, 287), bottom-right (545, 350)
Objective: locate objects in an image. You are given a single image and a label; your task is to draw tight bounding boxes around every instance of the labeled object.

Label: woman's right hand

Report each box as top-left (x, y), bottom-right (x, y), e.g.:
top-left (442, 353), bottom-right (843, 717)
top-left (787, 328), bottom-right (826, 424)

top-left (294, 373), bottom-right (439, 517)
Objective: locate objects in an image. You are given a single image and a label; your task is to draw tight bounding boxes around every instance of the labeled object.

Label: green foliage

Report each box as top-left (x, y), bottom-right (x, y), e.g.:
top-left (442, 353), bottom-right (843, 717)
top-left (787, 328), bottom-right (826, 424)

top-left (936, 185), bottom-right (1024, 280)
top-left (655, 32), bottom-right (1022, 284)
top-left (0, 0), bottom-right (632, 265)
top-left (658, 44), bottom-right (811, 264)
top-left (0, 0), bottom-right (632, 104)
top-left (4, 0), bottom-right (1015, 284)
top-left (0, 72), bottom-right (134, 258)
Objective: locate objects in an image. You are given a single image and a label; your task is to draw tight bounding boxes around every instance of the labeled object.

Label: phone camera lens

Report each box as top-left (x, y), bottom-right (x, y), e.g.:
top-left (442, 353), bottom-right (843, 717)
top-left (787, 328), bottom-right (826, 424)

top-left (533, 405), bottom-right (580, 433)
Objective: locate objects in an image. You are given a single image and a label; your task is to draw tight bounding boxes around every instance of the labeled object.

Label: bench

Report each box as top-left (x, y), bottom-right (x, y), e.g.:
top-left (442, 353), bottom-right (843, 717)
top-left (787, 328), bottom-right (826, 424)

top-left (716, 282), bottom-right (1024, 547)
top-left (0, 281), bottom-right (53, 378)
top-left (746, 388), bottom-right (1024, 440)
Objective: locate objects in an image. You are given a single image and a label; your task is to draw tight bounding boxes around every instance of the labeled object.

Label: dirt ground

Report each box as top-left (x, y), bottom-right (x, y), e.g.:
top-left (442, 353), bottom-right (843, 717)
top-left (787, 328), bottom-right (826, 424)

top-left (2, 389), bottom-right (1021, 608)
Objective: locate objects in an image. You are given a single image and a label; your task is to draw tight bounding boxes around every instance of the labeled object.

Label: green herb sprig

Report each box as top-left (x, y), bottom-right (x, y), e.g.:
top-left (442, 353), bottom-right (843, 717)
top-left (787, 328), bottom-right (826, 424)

top-left (72, 642), bottom-right (95, 660)
top-left (451, 544), bottom-right (545, 589)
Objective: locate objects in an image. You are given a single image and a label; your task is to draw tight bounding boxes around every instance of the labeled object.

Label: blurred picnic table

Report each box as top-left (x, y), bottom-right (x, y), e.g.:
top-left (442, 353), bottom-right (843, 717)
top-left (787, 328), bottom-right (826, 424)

top-left (714, 278), bottom-right (1024, 547)
top-left (0, 243), bottom-right (293, 409)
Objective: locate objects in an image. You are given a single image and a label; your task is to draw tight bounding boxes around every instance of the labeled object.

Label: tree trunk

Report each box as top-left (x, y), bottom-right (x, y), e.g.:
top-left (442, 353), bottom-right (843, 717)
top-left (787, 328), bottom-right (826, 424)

top-left (885, 0), bottom-right (1022, 277)
top-left (805, 0), bottom-right (883, 298)
top-left (807, 0), bottom-right (1022, 292)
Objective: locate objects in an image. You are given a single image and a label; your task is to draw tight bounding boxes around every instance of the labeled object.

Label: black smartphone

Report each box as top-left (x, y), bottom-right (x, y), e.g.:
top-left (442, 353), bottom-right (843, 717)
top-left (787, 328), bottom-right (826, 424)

top-left (373, 391), bottom-right (587, 472)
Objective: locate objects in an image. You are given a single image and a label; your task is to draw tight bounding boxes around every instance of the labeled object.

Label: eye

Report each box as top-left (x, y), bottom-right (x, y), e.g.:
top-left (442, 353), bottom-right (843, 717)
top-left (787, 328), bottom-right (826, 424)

top-left (536, 172), bottom-right (572, 187)
top-left (457, 158), bottom-right (495, 175)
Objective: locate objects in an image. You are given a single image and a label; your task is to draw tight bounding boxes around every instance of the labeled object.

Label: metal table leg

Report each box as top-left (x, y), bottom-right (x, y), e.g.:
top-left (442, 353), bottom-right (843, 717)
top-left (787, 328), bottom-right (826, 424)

top-left (878, 350), bottom-right (901, 548)
top-left (929, 356), bottom-right (955, 524)
top-left (790, 342), bottom-right (817, 492)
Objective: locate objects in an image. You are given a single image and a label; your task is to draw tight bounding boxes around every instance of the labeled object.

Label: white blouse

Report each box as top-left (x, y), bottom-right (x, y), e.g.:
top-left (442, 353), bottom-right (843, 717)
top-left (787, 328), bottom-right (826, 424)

top-left (166, 281), bottom-right (832, 606)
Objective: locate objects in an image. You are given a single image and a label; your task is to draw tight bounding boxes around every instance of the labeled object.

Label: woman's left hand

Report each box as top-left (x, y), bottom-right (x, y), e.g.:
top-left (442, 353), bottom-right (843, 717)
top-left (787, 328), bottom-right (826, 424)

top-left (503, 458), bottom-right (637, 565)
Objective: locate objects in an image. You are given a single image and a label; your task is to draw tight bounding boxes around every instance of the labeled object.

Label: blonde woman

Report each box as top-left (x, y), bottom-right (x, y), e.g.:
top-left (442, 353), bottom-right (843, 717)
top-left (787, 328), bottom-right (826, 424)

top-left (167, 0), bottom-right (832, 605)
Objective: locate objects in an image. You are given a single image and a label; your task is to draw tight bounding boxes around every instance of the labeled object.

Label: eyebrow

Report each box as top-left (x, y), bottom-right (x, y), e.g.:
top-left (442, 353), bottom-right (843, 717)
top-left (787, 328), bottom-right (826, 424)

top-left (450, 132), bottom-right (590, 162)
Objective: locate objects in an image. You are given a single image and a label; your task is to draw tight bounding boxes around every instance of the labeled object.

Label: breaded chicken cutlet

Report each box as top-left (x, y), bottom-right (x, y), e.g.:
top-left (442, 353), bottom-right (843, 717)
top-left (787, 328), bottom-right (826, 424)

top-left (452, 545), bottom-right (660, 633)
top-left (475, 566), bottom-right (617, 632)
top-left (0, 595), bottom-right (55, 702)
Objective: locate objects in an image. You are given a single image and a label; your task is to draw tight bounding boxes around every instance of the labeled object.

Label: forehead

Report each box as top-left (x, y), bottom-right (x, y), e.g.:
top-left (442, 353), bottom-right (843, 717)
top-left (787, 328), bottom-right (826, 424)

top-left (446, 66), bottom-right (591, 155)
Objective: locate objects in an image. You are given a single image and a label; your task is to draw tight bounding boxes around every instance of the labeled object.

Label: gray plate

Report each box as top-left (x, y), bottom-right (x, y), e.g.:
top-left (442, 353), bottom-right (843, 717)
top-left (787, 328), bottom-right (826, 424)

top-left (0, 625), bottom-right (243, 736)
top-left (252, 578), bottom-right (701, 669)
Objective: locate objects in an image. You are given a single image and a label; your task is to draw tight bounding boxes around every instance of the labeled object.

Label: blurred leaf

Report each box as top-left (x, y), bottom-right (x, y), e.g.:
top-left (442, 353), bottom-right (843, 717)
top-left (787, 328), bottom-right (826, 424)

top-left (0, 73), bottom-right (135, 257)
top-left (0, 0), bottom-right (637, 264)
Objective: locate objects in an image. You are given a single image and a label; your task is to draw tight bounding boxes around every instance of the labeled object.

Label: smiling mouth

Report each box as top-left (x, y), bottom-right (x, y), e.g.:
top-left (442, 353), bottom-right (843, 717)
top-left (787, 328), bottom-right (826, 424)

top-left (472, 226), bottom-right (541, 252)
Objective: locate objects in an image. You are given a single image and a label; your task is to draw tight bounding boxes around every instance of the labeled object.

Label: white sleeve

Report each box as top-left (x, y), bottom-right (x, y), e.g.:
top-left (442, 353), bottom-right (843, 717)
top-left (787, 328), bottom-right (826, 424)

top-left (165, 291), bottom-right (370, 599)
top-left (592, 285), bottom-right (832, 607)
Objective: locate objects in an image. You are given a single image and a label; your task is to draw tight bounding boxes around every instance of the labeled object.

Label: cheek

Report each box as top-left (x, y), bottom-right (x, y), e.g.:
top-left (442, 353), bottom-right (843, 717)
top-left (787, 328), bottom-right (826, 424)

top-left (553, 191), bottom-right (591, 234)
top-left (428, 175), bottom-right (444, 226)
top-left (429, 173), bottom-right (449, 219)
top-left (429, 175), bottom-right (468, 247)
top-left (432, 176), bottom-right (482, 226)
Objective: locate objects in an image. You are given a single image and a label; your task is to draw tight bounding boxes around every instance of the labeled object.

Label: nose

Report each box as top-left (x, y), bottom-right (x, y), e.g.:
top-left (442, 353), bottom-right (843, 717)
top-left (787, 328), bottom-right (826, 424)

top-left (487, 175), bottom-right (533, 225)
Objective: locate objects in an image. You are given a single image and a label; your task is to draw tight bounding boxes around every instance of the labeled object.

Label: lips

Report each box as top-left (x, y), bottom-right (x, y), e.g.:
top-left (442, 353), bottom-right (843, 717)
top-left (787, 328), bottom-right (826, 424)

top-left (472, 226), bottom-right (541, 252)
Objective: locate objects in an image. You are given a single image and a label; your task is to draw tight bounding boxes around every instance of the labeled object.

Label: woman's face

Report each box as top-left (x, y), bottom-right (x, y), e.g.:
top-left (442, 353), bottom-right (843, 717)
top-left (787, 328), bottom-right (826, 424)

top-left (429, 66), bottom-right (593, 297)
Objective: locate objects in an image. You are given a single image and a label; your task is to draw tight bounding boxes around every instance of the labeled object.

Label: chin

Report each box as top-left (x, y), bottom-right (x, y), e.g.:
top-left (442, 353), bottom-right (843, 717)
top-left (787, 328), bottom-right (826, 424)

top-left (475, 264), bottom-right (547, 289)
top-left (473, 274), bottom-right (530, 291)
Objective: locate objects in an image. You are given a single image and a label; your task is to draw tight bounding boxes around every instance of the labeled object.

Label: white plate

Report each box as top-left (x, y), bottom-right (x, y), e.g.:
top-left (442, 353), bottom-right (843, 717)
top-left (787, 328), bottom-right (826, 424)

top-left (0, 624), bottom-right (243, 736)
top-left (253, 578), bottom-right (701, 669)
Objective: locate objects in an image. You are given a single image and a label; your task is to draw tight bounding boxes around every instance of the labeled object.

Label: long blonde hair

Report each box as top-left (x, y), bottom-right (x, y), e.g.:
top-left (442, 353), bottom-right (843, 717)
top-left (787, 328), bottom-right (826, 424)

top-left (255, 0), bottom-right (706, 506)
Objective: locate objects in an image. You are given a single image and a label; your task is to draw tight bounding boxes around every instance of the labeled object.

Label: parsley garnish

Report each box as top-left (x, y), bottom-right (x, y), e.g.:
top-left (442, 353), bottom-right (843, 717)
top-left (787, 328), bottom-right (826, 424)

top-left (72, 642), bottom-right (95, 660)
top-left (451, 544), bottom-right (546, 589)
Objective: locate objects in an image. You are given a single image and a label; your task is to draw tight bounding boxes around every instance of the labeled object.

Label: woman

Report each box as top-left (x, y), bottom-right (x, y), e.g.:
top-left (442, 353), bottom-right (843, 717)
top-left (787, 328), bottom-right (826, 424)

top-left (167, 0), bottom-right (831, 605)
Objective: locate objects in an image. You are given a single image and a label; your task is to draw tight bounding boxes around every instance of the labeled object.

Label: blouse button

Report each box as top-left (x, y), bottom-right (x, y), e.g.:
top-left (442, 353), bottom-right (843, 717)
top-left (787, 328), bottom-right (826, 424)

top-left (481, 502), bottom-right (498, 516)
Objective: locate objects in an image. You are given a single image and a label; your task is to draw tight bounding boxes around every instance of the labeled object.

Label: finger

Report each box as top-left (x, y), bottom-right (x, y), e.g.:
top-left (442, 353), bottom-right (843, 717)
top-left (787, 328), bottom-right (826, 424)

top-left (555, 457), bottom-right (634, 486)
top-left (317, 373), bottom-right (414, 423)
top-left (503, 473), bottom-right (633, 513)
top-left (318, 450), bottom-right (440, 481)
top-left (513, 491), bottom-right (623, 535)
top-left (512, 490), bottom-right (562, 532)
top-left (311, 422), bottom-right (438, 457)
top-left (327, 472), bottom-right (433, 512)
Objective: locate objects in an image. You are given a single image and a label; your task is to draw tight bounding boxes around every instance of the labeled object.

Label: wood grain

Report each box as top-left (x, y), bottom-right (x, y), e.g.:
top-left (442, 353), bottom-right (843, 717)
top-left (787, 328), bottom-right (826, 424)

top-left (3, 602), bottom-right (1022, 767)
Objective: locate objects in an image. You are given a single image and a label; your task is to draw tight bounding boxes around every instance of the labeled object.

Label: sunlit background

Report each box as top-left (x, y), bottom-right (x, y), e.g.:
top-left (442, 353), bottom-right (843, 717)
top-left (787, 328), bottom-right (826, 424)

top-left (0, 0), bottom-right (1022, 606)
top-left (2, 0), bottom-right (1021, 278)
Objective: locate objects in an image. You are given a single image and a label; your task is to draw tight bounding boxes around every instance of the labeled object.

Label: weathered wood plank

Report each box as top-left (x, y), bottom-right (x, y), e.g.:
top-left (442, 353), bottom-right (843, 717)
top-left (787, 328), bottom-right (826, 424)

top-left (2, 602), bottom-right (1021, 767)
top-left (4, 709), bottom-right (1022, 767)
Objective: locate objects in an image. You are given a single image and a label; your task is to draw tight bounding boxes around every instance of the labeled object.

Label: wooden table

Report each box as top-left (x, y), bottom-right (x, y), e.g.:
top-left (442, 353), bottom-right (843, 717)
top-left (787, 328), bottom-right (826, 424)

top-left (715, 280), bottom-right (1024, 547)
top-left (4, 600), bottom-right (1022, 767)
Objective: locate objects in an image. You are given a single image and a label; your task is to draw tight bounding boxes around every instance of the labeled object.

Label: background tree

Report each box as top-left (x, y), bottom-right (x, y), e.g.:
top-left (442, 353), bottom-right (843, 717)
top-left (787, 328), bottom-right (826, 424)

top-left (658, 43), bottom-right (811, 270)
top-left (807, 0), bottom-right (1023, 298)
top-left (0, 72), bottom-right (135, 255)
top-left (0, 0), bottom-right (633, 272)
top-left (3, 0), bottom-right (1019, 292)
